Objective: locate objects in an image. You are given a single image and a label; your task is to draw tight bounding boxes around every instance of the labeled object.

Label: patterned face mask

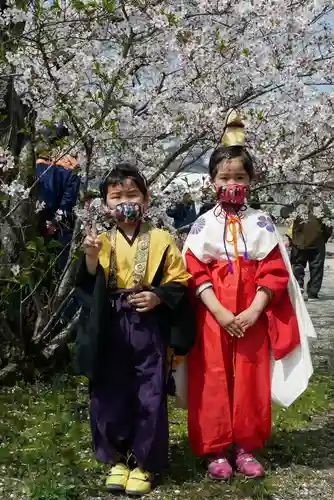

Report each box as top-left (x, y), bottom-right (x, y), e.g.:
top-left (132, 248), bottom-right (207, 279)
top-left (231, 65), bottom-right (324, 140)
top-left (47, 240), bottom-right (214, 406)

top-left (108, 202), bottom-right (143, 224)
top-left (217, 184), bottom-right (249, 206)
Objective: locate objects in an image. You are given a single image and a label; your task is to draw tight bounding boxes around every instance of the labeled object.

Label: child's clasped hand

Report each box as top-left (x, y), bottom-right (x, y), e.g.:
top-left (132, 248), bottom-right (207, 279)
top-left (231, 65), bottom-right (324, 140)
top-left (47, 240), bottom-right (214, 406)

top-left (214, 307), bottom-right (245, 338)
top-left (129, 291), bottom-right (161, 313)
top-left (215, 305), bottom-right (261, 337)
top-left (235, 307), bottom-right (261, 331)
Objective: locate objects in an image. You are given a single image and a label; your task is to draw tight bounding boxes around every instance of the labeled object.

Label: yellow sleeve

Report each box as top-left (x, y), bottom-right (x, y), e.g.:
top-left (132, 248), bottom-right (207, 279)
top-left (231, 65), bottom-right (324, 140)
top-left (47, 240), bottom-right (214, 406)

top-left (97, 232), bottom-right (112, 282)
top-left (160, 233), bottom-right (191, 286)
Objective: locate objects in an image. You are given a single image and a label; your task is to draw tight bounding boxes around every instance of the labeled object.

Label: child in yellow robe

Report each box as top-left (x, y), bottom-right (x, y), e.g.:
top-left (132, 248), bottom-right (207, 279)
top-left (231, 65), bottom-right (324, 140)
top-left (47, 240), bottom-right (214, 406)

top-left (75, 163), bottom-right (194, 496)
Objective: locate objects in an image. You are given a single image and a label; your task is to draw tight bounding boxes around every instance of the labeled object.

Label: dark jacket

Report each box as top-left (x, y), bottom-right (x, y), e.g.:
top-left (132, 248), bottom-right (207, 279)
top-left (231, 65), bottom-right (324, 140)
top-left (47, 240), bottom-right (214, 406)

top-left (74, 254), bottom-right (195, 381)
top-left (167, 201), bottom-right (197, 229)
top-left (36, 155), bottom-right (80, 223)
top-left (292, 215), bottom-right (332, 250)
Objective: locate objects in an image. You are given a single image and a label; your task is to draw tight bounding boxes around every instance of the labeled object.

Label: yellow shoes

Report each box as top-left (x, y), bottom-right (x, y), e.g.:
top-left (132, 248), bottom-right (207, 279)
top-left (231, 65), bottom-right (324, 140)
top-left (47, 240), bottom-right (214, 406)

top-left (105, 463), bottom-right (153, 496)
top-left (105, 462), bottom-right (130, 492)
top-left (125, 467), bottom-right (154, 497)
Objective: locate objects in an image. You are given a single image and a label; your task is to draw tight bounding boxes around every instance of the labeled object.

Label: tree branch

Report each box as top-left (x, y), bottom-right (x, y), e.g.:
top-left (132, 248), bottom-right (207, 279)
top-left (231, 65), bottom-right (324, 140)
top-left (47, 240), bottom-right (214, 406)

top-left (161, 147), bottom-right (210, 191)
top-left (299, 136), bottom-right (334, 162)
top-left (147, 133), bottom-right (206, 185)
top-left (41, 310), bottom-right (79, 360)
top-left (253, 180), bottom-right (334, 193)
top-left (32, 287), bottom-right (75, 343)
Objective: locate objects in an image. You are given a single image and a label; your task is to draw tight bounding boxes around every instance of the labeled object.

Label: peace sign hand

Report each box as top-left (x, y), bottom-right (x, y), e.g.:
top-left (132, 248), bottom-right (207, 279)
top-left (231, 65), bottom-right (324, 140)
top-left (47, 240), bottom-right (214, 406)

top-left (83, 221), bottom-right (102, 259)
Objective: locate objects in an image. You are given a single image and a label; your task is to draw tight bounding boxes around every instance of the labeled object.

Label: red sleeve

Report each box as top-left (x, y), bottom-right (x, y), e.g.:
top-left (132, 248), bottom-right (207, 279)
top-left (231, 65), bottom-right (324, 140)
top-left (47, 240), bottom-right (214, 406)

top-left (255, 244), bottom-right (289, 304)
top-left (185, 249), bottom-right (211, 291)
top-left (256, 245), bottom-right (300, 360)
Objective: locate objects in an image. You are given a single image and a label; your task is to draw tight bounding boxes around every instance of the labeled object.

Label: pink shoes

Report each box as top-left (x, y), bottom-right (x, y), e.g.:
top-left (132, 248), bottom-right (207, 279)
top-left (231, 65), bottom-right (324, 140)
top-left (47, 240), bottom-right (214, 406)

top-left (233, 447), bottom-right (265, 478)
top-left (207, 454), bottom-right (233, 480)
top-left (206, 448), bottom-right (265, 480)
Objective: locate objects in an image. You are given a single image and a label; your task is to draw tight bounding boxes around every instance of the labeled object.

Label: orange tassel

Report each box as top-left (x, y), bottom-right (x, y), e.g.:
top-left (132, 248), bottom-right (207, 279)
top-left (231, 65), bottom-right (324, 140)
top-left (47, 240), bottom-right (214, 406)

top-left (225, 213), bottom-right (241, 376)
top-left (225, 214), bottom-right (243, 268)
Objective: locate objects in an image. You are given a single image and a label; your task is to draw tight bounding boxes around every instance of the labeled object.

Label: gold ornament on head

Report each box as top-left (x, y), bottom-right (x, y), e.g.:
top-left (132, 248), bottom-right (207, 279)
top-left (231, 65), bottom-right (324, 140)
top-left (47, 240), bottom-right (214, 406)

top-left (221, 108), bottom-right (245, 147)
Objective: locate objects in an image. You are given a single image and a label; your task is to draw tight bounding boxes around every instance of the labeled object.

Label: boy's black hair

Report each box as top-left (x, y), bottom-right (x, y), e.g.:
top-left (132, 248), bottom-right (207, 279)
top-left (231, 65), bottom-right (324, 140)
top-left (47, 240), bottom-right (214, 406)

top-left (209, 145), bottom-right (254, 180)
top-left (100, 163), bottom-right (148, 201)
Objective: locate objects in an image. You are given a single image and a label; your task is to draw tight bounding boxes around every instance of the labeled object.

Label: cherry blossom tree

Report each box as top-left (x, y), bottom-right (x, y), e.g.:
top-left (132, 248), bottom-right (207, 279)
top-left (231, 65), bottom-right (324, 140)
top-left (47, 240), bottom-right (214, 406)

top-left (0, 0), bottom-right (333, 380)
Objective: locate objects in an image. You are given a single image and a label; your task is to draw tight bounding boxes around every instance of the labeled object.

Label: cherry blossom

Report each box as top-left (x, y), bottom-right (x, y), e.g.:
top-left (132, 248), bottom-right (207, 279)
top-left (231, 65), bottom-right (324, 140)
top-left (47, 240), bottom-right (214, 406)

top-left (0, 0), bottom-right (333, 212)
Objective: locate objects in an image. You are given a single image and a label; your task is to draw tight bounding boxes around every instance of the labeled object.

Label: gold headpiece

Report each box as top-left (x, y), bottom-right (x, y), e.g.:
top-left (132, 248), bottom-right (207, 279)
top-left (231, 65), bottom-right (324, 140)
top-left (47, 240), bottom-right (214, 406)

top-left (221, 108), bottom-right (245, 147)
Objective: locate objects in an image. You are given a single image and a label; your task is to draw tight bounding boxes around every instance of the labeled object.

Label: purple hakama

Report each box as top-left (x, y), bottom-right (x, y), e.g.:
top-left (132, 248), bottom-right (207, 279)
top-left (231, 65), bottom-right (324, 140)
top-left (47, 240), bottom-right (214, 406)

top-left (89, 289), bottom-right (168, 473)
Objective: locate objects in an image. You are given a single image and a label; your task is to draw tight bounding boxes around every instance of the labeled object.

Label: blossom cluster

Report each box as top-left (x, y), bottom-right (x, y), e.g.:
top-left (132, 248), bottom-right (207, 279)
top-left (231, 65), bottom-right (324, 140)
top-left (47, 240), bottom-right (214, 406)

top-left (0, 148), bottom-right (15, 172)
top-left (0, 0), bottom-right (333, 215)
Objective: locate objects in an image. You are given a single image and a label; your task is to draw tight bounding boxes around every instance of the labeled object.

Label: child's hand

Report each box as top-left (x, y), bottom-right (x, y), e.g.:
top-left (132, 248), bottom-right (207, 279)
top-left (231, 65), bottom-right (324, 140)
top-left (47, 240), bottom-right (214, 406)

top-left (83, 222), bottom-right (102, 259)
top-left (130, 291), bottom-right (161, 312)
top-left (235, 307), bottom-right (261, 331)
top-left (214, 307), bottom-right (245, 338)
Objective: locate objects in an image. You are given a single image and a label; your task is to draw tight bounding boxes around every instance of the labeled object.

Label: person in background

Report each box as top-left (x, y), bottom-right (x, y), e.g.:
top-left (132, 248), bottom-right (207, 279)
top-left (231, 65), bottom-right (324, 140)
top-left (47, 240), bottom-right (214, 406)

top-left (167, 192), bottom-right (197, 229)
top-left (35, 123), bottom-right (80, 270)
top-left (289, 203), bottom-right (332, 300)
top-left (75, 163), bottom-right (194, 496)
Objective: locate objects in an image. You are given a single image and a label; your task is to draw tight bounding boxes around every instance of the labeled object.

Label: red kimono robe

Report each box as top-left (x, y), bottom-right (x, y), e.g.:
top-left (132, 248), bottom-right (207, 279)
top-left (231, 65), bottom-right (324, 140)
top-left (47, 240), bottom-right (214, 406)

top-left (183, 207), bottom-right (300, 455)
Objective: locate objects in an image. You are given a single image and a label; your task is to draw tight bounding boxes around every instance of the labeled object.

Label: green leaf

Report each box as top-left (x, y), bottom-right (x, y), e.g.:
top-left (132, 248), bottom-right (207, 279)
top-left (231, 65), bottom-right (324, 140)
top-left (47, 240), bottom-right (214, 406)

top-left (72, 0), bottom-right (86, 9)
top-left (93, 61), bottom-right (101, 75)
top-left (41, 119), bottom-right (52, 128)
top-left (50, 0), bottom-right (60, 10)
top-left (110, 118), bottom-right (118, 137)
top-left (26, 241), bottom-right (37, 252)
top-left (103, 0), bottom-right (116, 12)
top-left (47, 239), bottom-right (63, 249)
top-left (166, 12), bottom-right (178, 26)
top-left (242, 48), bottom-right (250, 56)
top-left (36, 236), bottom-right (45, 249)
top-left (36, 255), bottom-right (45, 265)
top-left (217, 40), bottom-right (226, 52)
top-left (72, 375), bottom-right (89, 386)
top-left (18, 272), bottom-right (30, 285)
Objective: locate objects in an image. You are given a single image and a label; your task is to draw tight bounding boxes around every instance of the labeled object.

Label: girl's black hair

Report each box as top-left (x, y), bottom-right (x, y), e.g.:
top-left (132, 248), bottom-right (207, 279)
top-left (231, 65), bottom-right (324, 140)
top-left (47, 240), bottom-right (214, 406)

top-left (100, 162), bottom-right (148, 201)
top-left (209, 145), bottom-right (254, 180)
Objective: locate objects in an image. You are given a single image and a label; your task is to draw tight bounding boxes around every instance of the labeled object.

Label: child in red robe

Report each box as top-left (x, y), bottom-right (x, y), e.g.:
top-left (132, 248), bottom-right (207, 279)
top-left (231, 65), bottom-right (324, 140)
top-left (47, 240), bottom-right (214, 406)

top-left (182, 110), bottom-right (314, 480)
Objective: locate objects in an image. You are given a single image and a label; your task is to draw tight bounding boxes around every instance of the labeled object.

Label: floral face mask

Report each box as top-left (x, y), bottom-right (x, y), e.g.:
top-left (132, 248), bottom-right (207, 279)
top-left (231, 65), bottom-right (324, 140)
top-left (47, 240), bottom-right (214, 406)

top-left (107, 202), bottom-right (143, 224)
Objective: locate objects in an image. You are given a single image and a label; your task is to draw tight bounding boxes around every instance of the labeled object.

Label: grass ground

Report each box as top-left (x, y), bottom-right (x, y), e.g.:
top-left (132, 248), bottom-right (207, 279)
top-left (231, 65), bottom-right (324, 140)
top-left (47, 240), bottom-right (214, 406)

top-left (0, 371), bottom-right (334, 500)
top-left (0, 373), bottom-right (334, 500)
